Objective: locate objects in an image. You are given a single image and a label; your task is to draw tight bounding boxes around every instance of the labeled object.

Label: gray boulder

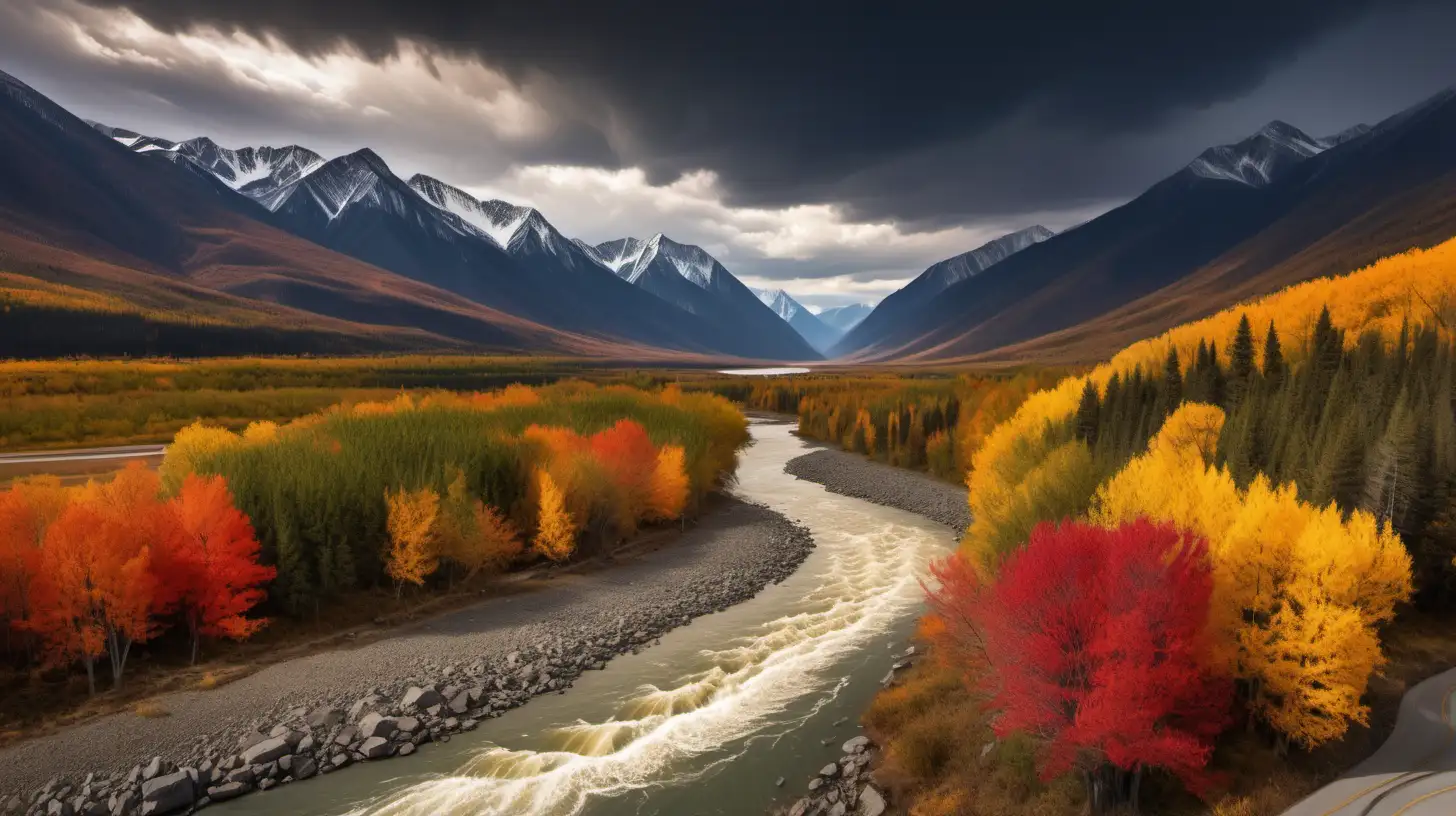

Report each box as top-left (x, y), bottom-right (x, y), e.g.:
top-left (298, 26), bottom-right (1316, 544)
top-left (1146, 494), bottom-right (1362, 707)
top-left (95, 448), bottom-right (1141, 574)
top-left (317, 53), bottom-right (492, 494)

top-left (333, 726), bottom-right (358, 747)
top-left (819, 763), bottom-right (839, 779)
top-left (294, 759), bottom-right (318, 781)
top-left (357, 713), bottom-right (396, 739)
top-left (203, 782), bottom-right (250, 803)
top-left (359, 737), bottom-right (392, 759)
top-left (857, 786), bottom-right (887, 816)
top-left (138, 771), bottom-right (193, 815)
top-left (842, 736), bottom-right (871, 754)
top-left (140, 758), bottom-right (164, 783)
top-left (395, 716), bottom-right (422, 735)
top-left (400, 687), bottom-right (444, 710)
top-left (240, 736), bottom-right (290, 766)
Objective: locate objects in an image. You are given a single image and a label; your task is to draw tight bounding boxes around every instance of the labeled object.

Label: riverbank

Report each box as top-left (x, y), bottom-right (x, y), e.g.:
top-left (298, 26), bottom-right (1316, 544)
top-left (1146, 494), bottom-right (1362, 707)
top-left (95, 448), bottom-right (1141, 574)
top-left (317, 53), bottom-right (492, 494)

top-left (784, 446), bottom-right (970, 534)
top-left (0, 497), bottom-right (813, 813)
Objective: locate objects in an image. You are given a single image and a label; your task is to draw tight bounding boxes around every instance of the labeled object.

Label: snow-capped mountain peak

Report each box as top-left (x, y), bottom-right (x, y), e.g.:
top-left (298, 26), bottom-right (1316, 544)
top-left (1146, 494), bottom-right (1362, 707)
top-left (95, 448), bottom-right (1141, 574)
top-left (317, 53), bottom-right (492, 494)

top-left (630, 233), bottom-right (718, 289)
top-left (919, 225), bottom-right (1055, 294)
top-left (753, 287), bottom-right (808, 322)
top-left (405, 174), bottom-right (547, 250)
top-left (1186, 120), bottom-right (1333, 187)
top-left (590, 237), bottom-right (650, 274)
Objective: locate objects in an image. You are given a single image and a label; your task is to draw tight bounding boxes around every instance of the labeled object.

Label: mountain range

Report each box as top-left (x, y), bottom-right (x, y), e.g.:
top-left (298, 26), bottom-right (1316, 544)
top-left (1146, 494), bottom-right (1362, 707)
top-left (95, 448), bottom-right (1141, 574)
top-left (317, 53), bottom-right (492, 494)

top-left (0, 68), bottom-right (819, 360)
top-left (837, 89), bottom-right (1456, 362)
top-left (5, 65), bottom-right (1456, 365)
top-left (91, 115), bottom-right (818, 360)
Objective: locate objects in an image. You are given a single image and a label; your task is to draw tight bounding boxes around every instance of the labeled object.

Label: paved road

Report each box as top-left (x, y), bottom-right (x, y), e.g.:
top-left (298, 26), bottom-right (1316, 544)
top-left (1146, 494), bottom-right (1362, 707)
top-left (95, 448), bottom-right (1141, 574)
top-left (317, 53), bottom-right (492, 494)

top-left (1283, 667), bottom-right (1456, 816)
top-left (0, 444), bottom-right (166, 464)
top-left (0, 444), bottom-right (166, 484)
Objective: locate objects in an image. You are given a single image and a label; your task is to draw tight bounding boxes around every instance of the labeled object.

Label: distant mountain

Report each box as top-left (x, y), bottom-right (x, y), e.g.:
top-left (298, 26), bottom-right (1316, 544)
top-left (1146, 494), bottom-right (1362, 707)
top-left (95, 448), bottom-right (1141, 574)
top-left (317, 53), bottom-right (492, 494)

top-left (593, 234), bottom-right (820, 359)
top-left (0, 70), bottom-right (591, 356)
top-left (817, 303), bottom-right (874, 333)
top-left (753, 288), bottom-right (840, 352)
top-left (97, 124), bottom-right (813, 358)
top-left (840, 87), bottom-right (1456, 363)
top-left (834, 226), bottom-right (1052, 356)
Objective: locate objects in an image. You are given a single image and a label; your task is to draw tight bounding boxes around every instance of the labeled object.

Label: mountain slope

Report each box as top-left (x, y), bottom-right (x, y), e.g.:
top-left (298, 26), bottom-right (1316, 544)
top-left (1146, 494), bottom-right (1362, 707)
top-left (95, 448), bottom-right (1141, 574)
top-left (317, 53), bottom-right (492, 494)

top-left (0, 69), bottom-right (608, 356)
top-left (842, 93), bottom-right (1456, 362)
top-left (817, 303), bottom-right (873, 333)
top-left (753, 288), bottom-right (840, 352)
top-left (835, 225), bottom-right (1052, 356)
top-left (603, 234), bottom-right (820, 360)
top-left (404, 175), bottom-right (820, 359)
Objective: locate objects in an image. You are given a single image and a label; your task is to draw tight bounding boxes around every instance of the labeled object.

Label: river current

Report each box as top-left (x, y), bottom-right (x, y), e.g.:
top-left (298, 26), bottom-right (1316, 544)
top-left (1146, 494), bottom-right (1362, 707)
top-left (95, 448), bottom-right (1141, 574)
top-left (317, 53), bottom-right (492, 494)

top-left (214, 421), bottom-right (952, 816)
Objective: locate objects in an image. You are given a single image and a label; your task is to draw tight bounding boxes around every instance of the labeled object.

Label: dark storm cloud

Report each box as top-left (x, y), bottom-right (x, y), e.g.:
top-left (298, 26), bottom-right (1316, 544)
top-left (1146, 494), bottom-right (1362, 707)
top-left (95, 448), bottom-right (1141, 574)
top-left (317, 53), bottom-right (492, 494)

top-left (68, 0), bottom-right (1444, 222)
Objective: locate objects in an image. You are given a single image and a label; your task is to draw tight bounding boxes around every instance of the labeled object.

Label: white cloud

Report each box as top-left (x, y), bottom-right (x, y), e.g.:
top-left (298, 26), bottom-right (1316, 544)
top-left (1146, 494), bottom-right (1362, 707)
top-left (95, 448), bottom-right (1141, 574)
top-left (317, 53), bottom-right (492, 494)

top-left (466, 164), bottom-right (1113, 308)
top-left (0, 0), bottom-right (1118, 311)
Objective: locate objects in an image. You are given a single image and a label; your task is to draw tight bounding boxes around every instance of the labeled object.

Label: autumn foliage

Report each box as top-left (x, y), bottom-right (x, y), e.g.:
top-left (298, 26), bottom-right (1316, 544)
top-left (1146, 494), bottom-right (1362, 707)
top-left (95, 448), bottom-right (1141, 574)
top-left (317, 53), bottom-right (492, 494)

top-left (706, 370), bottom-right (1064, 480)
top-left (1093, 404), bottom-right (1411, 749)
top-left (0, 464), bottom-right (271, 692)
top-left (926, 520), bottom-right (1230, 812)
top-left (158, 382), bottom-right (741, 610)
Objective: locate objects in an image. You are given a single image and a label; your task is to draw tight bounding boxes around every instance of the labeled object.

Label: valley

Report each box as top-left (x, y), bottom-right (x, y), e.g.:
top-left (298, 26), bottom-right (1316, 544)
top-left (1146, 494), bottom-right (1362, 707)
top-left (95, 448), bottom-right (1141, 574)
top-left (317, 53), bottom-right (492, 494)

top-left (1, 13), bottom-right (1456, 816)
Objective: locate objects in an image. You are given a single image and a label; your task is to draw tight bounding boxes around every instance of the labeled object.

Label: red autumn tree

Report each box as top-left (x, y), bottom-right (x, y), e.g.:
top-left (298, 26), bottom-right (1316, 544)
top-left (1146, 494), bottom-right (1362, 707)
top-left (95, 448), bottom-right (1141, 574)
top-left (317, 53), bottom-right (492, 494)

top-left (156, 474), bottom-right (276, 663)
top-left (589, 419), bottom-right (658, 527)
top-left (925, 520), bottom-right (1230, 813)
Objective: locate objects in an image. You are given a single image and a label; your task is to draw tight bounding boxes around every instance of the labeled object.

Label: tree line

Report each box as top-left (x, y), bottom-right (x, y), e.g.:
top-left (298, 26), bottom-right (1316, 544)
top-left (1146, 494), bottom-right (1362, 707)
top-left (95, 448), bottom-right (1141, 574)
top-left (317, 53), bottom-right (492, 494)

top-left (0, 382), bottom-right (747, 696)
top-left (911, 237), bottom-right (1456, 813)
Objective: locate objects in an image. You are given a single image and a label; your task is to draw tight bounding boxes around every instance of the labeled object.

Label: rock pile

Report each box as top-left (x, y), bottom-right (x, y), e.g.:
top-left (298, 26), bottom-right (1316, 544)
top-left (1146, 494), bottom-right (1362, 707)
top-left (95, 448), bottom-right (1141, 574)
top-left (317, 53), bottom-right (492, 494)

top-left (783, 735), bottom-right (888, 816)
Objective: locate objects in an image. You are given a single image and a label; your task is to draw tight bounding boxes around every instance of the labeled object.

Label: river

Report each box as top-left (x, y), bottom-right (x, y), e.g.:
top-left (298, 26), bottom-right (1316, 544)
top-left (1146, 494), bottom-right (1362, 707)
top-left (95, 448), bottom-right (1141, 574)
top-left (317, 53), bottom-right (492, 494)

top-left (213, 421), bottom-right (952, 816)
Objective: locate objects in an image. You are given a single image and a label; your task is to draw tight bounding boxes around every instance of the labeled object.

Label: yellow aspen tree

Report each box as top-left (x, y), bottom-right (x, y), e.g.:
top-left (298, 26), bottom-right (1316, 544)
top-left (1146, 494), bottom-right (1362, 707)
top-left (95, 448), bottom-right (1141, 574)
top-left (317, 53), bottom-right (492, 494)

top-left (533, 469), bottom-right (576, 562)
top-left (384, 486), bottom-right (440, 593)
top-left (159, 423), bottom-right (240, 494)
top-left (1092, 402), bottom-right (1413, 749)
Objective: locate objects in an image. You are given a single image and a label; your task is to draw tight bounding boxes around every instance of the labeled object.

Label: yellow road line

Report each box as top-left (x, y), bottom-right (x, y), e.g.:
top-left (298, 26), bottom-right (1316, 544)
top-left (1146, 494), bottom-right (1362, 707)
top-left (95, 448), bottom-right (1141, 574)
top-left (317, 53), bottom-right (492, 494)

top-left (1388, 783), bottom-right (1456, 816)
top-left (1318, 681), bottom-right (1456, 816)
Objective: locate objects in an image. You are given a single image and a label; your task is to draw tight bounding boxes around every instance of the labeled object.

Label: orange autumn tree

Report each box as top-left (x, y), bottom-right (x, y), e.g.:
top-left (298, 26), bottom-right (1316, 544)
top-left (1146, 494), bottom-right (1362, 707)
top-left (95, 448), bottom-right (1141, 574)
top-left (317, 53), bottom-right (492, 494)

top-left (436, 470), bottom-right (523, 579)
top-left (157, 474), bottom-right (276, 663)
top-left (384, 486), bottom-right (440, 594)
top-left (646, 445), bottom-right (690, 522)
top-left (28, 500), bottom-right (159, 694)
top-left (0, 488), bottom-right (40, 654)
top-left (1, 477), bottom-right (83, 660)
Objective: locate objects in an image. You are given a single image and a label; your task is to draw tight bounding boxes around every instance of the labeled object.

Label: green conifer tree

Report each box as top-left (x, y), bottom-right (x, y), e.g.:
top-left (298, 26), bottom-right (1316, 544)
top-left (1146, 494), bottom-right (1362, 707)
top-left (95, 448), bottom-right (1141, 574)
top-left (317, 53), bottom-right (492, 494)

top-left (1262, 321), bottom-right (1285, 387)
top-left (1075, 379), bottom-right (1101, 446)
top-left (1229, 313), bottom-right (1256, 406)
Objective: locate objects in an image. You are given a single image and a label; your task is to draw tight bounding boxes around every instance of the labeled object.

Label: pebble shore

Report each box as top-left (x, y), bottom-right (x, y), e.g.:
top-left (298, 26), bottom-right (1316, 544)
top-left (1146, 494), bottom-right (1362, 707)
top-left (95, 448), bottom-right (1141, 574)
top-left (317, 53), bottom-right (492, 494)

top-left (783, 448), bottom-right (970, 534)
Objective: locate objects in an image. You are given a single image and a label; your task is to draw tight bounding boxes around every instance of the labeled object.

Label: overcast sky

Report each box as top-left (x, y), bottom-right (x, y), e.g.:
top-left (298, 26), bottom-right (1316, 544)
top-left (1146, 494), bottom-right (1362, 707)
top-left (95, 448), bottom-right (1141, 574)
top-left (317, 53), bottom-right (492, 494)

top-left (3, 0), bottom-right (1454, 310)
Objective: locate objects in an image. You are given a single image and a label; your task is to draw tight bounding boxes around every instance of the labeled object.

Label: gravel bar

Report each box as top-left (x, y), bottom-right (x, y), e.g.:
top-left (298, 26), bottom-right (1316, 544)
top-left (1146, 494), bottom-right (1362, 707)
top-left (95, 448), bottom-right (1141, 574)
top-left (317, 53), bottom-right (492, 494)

top-left (784, 447), bottom-right (970, 533)
top-left (0, 499), bottom-right (813, 814)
